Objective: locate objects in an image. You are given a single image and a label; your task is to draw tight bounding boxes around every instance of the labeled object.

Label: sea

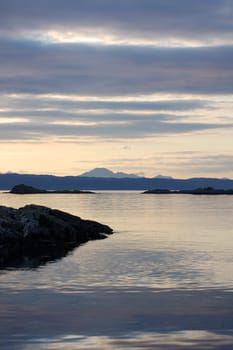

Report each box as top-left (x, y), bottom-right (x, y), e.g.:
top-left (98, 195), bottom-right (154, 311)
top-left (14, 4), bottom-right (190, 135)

top-left (0, 191), bottom-right (233, 350)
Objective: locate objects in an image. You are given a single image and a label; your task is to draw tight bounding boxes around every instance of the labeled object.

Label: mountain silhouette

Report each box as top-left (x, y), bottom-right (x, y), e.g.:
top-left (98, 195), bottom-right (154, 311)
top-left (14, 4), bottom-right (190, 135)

top-left (0, 172), bottom-right (233, 191)
top-left (80, 167), bottom-right (140, 178)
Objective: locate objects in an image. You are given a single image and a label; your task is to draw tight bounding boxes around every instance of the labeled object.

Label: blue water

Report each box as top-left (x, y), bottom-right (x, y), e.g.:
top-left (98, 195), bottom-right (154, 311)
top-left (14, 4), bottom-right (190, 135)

top-left (0, 191), bottom-right (233, 349)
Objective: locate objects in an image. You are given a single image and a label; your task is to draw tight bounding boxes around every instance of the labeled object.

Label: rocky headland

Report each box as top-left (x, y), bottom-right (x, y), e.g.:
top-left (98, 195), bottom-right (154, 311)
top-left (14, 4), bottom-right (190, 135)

top-left (0, 204), bottom-right (112, 268)
top-left (10, 184), bottom-right (94, 194)
top-left (143, 187), bottom-right (233, 195)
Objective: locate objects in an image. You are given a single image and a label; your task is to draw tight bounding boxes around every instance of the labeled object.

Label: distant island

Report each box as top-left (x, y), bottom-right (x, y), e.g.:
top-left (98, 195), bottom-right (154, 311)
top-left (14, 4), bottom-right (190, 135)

top-left (9, 184), bottom-right (94, 194)
top-left (143, 187), bottom-right (233, 195)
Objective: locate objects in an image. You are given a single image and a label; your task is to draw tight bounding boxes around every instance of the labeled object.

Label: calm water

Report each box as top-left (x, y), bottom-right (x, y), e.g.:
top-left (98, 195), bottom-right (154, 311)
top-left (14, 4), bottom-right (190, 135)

top-left (0, 191), bottom-right (233, 349)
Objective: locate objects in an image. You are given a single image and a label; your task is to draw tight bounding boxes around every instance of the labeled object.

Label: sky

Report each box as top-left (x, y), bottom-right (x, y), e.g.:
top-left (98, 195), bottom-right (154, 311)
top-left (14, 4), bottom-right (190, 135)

top-left (0, 0), bottom-right (233, 178)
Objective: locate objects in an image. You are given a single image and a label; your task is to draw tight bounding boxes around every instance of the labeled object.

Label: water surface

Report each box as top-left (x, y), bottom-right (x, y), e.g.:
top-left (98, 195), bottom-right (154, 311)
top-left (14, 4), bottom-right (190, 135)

top-left (0, 191), bottom-right (232, 349)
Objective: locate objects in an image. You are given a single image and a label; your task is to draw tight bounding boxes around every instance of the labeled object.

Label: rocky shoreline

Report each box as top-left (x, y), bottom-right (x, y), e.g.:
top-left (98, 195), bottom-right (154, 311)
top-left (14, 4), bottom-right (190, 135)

top-left (0, 204), bottom-right (113, 268)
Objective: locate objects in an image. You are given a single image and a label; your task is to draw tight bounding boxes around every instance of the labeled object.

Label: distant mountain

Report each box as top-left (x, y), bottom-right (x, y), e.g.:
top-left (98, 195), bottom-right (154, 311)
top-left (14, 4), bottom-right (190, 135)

top-left (80, 167), bottom-right (141, 178)
top-left (154, 175), bottom-right (173, 179)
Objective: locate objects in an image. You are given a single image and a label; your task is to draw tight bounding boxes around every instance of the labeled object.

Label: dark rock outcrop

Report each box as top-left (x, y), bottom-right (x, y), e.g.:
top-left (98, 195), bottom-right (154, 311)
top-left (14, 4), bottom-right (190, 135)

top-left (0, 204), bottom-right (112, 268)
top-left (10, 184), bottom-right (94, 194)
top-left (143, 187), bottom-right (233, 195)
top-left (184, 187), bottom-right (233, 195)
top-left (10, 184), bottom-right (47, 194)
top-left (143, 189), bottom-right (172, 194)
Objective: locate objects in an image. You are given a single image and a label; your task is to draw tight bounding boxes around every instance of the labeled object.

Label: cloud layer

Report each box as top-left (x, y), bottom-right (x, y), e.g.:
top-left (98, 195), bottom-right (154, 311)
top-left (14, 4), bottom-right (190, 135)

top-left (1, 40), bottom-right (233, 95)
top-left (0, 0), bottom-right (232, 176)
top-left (1, 0), bottom-right (233, 45)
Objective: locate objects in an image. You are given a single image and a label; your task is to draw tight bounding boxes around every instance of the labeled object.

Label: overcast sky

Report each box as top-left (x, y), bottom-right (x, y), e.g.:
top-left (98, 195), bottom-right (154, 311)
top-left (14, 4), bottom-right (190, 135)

top-left (0, 0), bottom-right (233, 178)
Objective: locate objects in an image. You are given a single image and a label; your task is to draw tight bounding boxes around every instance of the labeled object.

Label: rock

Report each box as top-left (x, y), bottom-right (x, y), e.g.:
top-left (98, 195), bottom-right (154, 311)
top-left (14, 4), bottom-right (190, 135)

top-left (10, 184), bottom-right (47, 194)
top-left (186, 187), bottom-right (233, 195)
top-left (143, 189), bottom-right (172, 194)
top-left (10, 184), bottom-right (94, 194)
top-left (143, 187), bottom-right (233, 195)
top-left (0, 204), bottom-right (113, 268)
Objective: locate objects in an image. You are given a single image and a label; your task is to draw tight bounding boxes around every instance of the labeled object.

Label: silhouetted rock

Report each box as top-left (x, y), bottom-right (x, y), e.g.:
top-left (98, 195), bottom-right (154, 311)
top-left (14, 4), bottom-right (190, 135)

top-left (183, 186), bottom-right (233, 194)
top-left (10, 184), bottom-right (94, 194)
top-left (143, 187), bottom-right (233, 195)
top-left (0, 204), bottom-right (112, 267)
top-left (143, 189), bottom-right (172, 194)
top-left (10, 184), bottom-right (47, 194)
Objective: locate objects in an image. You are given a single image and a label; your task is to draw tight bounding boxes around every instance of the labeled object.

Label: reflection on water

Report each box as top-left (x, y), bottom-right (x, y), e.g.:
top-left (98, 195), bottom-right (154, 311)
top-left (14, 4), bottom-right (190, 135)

top-left (0, 286), bottom-right (233, 349)
top-left (3, 332), bottom-right (233, 350)
top-left (20, 332), bottom-right (233, 350)
top-left (0, 191), bottom-right (232, 349)
top-left (0, 243), bottom-right (83, 270)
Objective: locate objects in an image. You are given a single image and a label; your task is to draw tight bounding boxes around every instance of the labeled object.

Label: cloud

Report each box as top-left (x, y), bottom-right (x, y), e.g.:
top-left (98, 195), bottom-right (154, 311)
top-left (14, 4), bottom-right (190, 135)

top-left (75, 152), bottom-right (233, 178)
top-left (0, 92), bottom-right (231, 142)
top-left (108, 152), bottom-right (233, 177)
top-left (0, 111), bottom-right (231, 142)
top-left (0, 0), bottom-right (232, 178)
top-left (1, 0), bottom-right (233, 46)
top-left (177, 154), bottom-right (233, 174)
top-left (156, 153), bottom-right (233, 176)
top-left (1, 1), bottom-right (233, 102)
top-left (0, 39), bottom-right (233, 95)
top-left (0, 93), bottom-right (209, 115)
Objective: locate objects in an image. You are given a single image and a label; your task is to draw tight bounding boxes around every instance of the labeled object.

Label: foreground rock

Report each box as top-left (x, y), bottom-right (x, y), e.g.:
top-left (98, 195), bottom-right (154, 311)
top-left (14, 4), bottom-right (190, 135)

top-left (10, 184), bottom-right (94, 194)
top-left (0, 204), bottom-right (112, 268)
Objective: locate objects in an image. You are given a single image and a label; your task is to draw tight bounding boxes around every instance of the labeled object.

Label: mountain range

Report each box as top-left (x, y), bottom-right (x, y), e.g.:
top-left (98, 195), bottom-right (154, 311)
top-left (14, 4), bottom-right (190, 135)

top-left (80, 167), bottom-right (140, 178)
top-left (80, 168), bottom-right (173, 179)
top-left (0, 168), bottom-right (232, 191)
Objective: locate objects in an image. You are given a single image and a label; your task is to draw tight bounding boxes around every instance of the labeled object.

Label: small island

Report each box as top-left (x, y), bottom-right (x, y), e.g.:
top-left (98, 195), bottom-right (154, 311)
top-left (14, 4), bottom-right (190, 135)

top-left (0, 204), bottom-right (112, 268)
top-left (143, 187), bottom-right (233, 195)
top-left (9, 184), bottom-right (94, 194)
